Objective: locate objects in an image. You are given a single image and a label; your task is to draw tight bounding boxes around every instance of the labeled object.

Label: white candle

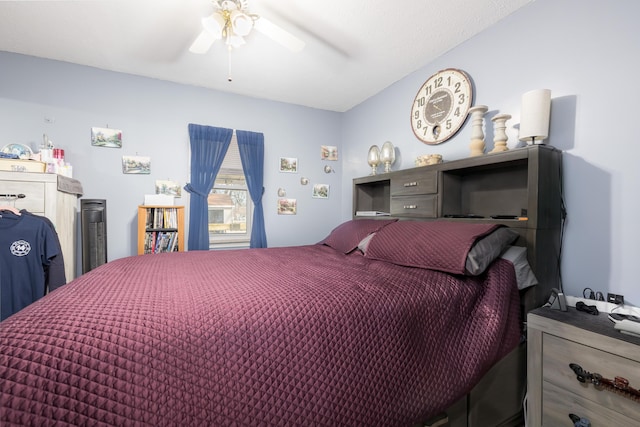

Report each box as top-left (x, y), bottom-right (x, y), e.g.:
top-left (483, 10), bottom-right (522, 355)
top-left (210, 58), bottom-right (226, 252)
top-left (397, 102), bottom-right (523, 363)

top-left (519, 89), bottom-right (551, 144)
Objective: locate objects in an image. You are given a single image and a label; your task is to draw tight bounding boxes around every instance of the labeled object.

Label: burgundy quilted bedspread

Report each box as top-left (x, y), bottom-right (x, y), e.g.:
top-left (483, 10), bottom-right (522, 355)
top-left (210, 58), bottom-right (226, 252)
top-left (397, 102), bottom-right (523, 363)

top-left (1, 244), bottom-right (520, 426)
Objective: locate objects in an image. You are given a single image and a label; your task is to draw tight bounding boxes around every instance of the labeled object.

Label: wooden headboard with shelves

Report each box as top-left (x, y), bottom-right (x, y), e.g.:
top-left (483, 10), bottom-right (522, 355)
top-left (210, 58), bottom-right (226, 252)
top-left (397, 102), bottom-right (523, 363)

top-left (353, 145), bottom-right (564, 313)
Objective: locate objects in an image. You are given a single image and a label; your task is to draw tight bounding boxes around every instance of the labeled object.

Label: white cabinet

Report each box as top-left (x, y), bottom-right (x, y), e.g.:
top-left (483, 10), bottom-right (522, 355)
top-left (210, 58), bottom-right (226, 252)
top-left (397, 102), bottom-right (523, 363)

top-left (0, 171), bottom-right (83, 283)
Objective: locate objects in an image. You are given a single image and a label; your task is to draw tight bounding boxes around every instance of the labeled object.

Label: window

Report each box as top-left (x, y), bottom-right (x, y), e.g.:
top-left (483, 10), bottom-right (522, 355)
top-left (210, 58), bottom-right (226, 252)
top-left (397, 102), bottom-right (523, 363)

top-left (208, 133), bottom-right (252, 247)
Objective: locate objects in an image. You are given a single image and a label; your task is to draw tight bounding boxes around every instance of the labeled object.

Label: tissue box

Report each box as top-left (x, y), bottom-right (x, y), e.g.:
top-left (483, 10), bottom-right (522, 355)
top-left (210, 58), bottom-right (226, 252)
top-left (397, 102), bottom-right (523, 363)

top-left (143, 194), bottom-right (174, 206)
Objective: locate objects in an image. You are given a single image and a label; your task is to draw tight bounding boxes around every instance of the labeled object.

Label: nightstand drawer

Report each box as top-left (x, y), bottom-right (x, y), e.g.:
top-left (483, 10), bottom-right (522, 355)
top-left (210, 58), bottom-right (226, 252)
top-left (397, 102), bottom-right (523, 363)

top-left (543, 381), bottom-right (637, 427)
top-left (390, 169), bottom-right (437, 196)
top-left (527, 309), bottom-right (640, 427)
top-left (390, 195), bottom-right (437, 217)
top-left (542, 334), bottom-right (640, 422)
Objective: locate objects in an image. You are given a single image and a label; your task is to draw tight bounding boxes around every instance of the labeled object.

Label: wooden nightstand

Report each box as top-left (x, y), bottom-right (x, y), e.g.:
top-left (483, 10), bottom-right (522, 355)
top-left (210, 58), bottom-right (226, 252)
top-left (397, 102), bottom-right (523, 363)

top-left (527, 307), bottom-right (640, 426)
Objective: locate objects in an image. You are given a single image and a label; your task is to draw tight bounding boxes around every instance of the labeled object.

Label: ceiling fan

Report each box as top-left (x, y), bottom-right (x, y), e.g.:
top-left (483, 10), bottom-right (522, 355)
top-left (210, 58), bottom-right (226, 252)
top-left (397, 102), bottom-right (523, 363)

top-left (189, 0), bottom-right (305, 56)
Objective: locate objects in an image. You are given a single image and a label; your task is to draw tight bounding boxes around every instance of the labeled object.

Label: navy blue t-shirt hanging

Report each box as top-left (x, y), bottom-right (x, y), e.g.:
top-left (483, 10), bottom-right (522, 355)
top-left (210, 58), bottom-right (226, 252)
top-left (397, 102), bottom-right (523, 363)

top-left (0, 211), bottom-right (60, 320)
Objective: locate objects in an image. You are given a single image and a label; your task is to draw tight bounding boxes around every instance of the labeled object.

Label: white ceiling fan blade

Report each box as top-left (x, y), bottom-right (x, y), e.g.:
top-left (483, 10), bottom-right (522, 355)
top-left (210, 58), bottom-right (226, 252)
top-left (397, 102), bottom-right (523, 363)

top-left (189, 29), bottom-right (217, 54)
top-left (253, 16), bottom-right (305, 53)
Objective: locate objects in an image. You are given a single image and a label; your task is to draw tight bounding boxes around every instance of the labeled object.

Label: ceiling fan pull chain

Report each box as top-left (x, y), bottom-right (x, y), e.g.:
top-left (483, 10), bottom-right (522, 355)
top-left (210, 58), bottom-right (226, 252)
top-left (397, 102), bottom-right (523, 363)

top-left (227, 45), bottom-right (233, 82)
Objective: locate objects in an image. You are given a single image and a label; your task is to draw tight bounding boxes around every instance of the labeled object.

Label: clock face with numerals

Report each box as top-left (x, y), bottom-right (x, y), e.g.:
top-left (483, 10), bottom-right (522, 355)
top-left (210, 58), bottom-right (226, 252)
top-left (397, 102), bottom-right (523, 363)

top-left (410, 68), bottom-right (473, 145)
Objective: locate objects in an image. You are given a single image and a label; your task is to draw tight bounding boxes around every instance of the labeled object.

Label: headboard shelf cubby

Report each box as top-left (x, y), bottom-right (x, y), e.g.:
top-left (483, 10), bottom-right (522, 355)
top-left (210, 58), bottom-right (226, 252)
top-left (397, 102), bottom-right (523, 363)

top-left (353, 144), bottom-right (563, 312)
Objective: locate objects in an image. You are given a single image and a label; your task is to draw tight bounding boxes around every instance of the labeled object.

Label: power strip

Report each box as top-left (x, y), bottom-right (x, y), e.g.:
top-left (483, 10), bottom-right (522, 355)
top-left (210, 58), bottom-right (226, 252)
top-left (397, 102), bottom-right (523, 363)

top-left (565, 296), bottom-right (640, 316)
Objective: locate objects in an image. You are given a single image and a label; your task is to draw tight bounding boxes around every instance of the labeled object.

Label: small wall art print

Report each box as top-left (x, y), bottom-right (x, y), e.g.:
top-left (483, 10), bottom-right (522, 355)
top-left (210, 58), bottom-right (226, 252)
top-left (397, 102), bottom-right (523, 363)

top-left (122, 155), bottom-right (151, 174)
top-left (91, 127), bottom-right (122, 148)
top-left (321, 145), bottom-right (338, 161)
top-left (277, 198), bottom-right (297, 215)
top-left (312, 184), bottom-right (330, 199)
top-left (156, 180), bottom-right (181, 197)
top-left (279, 157), bottom-right (298, 173)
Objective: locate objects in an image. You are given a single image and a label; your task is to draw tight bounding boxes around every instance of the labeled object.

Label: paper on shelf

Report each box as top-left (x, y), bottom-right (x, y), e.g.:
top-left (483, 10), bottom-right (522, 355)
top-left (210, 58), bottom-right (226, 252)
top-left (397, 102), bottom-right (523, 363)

top-left (355, 211), bottom-right (390, 217)
top-left (144, 194), bottom-right (174, 206)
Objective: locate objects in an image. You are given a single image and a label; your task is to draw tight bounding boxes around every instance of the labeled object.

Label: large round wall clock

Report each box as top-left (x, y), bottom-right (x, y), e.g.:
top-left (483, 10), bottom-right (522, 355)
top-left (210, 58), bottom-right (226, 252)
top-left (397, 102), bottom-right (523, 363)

top-left (410, 68), bottom-right (473, 145)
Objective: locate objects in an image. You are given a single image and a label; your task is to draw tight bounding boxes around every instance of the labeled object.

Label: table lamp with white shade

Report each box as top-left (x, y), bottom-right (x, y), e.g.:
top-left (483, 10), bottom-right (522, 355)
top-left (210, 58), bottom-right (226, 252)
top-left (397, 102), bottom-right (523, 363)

top-left (519, 89), bottom-right (551, 145)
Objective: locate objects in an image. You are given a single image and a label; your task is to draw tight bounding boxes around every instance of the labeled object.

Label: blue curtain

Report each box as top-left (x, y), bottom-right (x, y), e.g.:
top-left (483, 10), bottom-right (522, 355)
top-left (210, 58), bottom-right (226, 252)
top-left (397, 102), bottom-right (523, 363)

top-left (184, 124), bottom-right (233, 250)
top-left (236, 130), bottom-right (267, 248)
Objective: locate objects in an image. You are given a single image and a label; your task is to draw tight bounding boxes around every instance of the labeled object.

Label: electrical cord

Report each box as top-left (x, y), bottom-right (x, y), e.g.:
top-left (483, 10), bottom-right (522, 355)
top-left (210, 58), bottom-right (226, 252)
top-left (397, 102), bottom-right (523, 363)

top-left (583, 288), bottom-right (595, 299)
top-left (522, 392), bottom-right (528, 427)
top-left (611, 304), bottom-right (626, 315)
top-left (582, 287), bottom-right (606, 301)
top-left (576, 301), bottom-right (599, 315)
top-left (557, 158), bottom-right (567, 293)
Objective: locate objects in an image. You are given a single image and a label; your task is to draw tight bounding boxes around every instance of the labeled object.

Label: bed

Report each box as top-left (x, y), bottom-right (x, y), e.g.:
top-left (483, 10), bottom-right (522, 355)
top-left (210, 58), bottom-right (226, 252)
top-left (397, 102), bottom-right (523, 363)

top-left (0, 219), bottom-right (531, 426)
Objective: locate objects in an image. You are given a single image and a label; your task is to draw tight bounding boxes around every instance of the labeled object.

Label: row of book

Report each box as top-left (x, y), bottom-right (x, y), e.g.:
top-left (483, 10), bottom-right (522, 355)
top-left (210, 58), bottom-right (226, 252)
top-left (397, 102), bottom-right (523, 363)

top-left (145, 208), bottom-right (179, 229)
top-left (143, 231), bottom-right (179, 254)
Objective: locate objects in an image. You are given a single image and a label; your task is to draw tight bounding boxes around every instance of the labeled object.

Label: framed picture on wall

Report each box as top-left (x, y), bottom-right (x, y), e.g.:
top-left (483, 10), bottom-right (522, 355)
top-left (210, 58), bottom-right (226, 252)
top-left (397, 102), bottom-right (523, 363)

top-left (91, 127), bottom-right (122, 148)
top-left (277, 198), bottom-right (297, 215)
top-left (312, 184), bottom-right (330, 199)
top-left (156, 180), bottom-right (181, 197)
top-left (321, 145), bottom-right (338, 161)
top-left (122, 155), bottom-right (151, 174)
top-left (279, 157), bottom-right (298, 173)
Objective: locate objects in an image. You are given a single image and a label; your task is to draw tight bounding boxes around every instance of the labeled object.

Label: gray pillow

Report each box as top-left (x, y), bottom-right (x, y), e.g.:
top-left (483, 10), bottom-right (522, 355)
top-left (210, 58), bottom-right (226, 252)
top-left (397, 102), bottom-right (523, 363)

top-left (499, 245), bottom-right (538, 290)
top-left (464, 227), bottom-right (519, 275)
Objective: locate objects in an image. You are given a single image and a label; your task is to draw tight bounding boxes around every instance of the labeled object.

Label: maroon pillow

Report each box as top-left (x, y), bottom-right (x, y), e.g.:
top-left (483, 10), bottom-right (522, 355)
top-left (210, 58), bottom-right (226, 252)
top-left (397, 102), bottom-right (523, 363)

top-left (365, 221), bottom-right (507, 275)
top-left (319, 219), bottom-right (398, 254)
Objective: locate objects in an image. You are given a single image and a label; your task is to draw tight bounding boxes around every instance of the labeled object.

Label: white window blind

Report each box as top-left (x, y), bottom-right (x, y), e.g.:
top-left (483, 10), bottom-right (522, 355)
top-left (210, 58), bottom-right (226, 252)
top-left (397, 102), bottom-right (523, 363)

top-left (219, 132), bottom-right (243, 176)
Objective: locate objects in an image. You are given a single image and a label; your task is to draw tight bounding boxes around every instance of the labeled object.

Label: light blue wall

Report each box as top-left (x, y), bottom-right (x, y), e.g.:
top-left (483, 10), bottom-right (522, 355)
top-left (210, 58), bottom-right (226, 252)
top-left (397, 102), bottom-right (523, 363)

top-left (1, 0), bottom-right (639, 305)
top-left (0, 53), bottom-right (342, 271)
top-left (341, 0), bottom-right (640, 304)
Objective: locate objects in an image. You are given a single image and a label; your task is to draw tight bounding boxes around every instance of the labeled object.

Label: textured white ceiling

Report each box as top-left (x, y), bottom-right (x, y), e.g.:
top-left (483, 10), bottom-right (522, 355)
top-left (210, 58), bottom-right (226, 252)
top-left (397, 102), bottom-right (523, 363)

top-left (0, 0), bottom-right (532, 112)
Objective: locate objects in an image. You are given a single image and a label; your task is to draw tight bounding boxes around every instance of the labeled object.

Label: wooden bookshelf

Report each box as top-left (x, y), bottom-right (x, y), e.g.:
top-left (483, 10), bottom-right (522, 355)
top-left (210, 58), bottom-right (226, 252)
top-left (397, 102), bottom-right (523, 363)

top-left (137, 205), bottom-right (185, 255)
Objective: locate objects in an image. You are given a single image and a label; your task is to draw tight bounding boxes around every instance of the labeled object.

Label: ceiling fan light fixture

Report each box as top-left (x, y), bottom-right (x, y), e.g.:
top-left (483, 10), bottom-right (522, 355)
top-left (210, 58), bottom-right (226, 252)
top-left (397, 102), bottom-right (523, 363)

top-left (188, 0), bottom-right (306, 81)
top-left (230, 10), bottom-right (253, 36)
top-left (227, 34), bottom-right (246, 49)
top-left (202, 13), bottom-right (226, 39)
